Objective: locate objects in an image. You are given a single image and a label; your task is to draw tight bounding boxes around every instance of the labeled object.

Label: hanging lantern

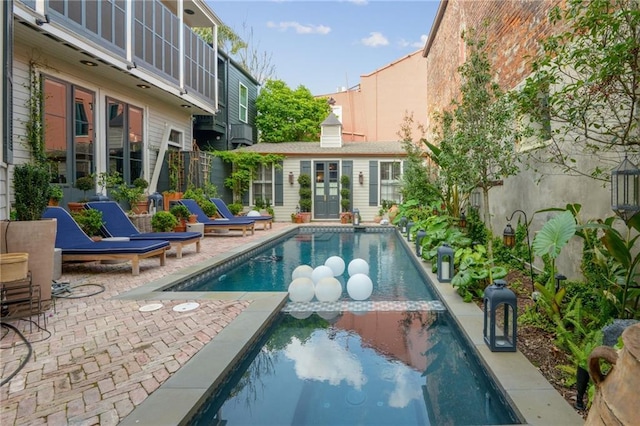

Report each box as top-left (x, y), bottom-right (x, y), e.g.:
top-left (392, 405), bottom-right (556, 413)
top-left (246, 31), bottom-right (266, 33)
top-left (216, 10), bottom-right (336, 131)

top-left (436, 243), bottom-right (454, 283)
top-left (483, 279), bottom-right (517, 352)
top-left (415, 229), bottom-right (426, 257)
top-left (502, 223), bottom-right (515, 248)
top-left (611, 155), bottom-right (640, 222)
top-left (459, 211), bottom-right (467, 228)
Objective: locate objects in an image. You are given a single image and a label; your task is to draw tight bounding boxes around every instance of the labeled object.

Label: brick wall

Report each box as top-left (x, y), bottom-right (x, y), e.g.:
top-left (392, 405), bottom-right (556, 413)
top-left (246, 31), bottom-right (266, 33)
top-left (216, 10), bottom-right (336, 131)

top-left (424, 0), bottom-right (564, 131)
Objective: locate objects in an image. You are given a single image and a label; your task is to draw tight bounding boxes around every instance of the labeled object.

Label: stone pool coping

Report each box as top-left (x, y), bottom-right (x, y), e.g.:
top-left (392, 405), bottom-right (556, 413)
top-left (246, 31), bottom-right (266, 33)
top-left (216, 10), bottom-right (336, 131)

top-left (119, 226), bottom-right (583, 425)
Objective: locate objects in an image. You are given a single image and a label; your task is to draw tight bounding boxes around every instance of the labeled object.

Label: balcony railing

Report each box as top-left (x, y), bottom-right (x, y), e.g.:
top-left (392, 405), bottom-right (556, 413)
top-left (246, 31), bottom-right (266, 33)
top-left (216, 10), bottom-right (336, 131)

top-left (230, 123), bottom-right (254, 146)
top-left (19, 0), bottom-right (216, 105)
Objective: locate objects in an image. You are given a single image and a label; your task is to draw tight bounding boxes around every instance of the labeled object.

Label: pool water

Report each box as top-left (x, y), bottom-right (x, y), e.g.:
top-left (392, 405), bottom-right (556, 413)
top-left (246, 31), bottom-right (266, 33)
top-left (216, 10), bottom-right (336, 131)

top-left (169, 230), bottom-right (436, 301)
top-left (190, 311), bottom-right (519, 425)
top-left (179, 229), bottom-right (520, 425)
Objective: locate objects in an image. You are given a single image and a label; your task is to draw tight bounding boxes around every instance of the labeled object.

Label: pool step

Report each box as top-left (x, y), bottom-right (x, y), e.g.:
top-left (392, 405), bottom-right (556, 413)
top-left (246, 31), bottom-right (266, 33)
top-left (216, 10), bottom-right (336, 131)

top-left (284, 300), bottom-right (446, 313)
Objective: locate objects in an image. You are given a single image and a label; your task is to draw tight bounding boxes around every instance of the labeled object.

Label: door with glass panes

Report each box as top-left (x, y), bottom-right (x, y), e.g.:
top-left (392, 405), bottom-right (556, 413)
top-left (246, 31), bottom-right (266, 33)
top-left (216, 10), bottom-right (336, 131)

top-left (314, 161), bottom-right (339, 219)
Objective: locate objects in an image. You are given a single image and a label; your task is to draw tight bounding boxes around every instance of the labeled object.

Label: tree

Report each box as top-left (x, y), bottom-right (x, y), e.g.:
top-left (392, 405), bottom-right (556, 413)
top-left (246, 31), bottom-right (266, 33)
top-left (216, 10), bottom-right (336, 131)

top-left (434, 28), bottom-right (520, 256)
top-left (255, 80), bottom-right (330, 142)
top-left (516, 0), bottom-right (640, 181)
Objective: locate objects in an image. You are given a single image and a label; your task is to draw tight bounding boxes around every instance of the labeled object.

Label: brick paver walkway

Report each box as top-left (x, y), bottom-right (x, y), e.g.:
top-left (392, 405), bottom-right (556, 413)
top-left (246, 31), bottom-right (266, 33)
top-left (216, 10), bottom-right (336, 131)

top-left (1, 222), bottom-right (297, 425)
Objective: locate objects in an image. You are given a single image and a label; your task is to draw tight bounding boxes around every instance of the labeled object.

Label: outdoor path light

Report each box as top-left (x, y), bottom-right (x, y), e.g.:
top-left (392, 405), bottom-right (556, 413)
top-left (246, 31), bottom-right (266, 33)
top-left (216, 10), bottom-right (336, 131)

top-left (415, 229), bottom-right (426, 257)
top-left (406, 220), bottom-right (414, 241)
top-left (555, 273), bottom-right (567, 293)
top-left (483, 279), bottom-right (517, 352)
top-left (353, 208), bottom-right (360, 226)
top-left (459, 211), bottom-right (466, 228)
top-left (399, 216), bottom-right (407, 233)
top-left (436, 243), bottom-right (454, 283)
top-left (503, 209), bottom-right (535, 293)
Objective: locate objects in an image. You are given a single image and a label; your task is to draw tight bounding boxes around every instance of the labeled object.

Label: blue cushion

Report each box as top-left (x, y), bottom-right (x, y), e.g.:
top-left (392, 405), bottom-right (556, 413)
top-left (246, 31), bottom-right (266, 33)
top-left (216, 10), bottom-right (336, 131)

top-left (179, 199), bottom-right (254, 225)
top-left (211, 198), bottom-right (272, 221)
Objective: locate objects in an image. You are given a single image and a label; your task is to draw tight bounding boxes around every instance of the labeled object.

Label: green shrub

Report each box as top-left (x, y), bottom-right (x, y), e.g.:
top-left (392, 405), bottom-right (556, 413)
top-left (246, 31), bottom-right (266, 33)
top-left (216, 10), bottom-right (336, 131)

top-left (228, 203), bottom-right (243, 215)
top-left (72, 209), bottom-right (104, 237)
top-left (170, 204), bottom-right (191, 220)
top-left (151, 211), bottom-right (178, 232)
top-left (13, 163), bottom-right (50, 221)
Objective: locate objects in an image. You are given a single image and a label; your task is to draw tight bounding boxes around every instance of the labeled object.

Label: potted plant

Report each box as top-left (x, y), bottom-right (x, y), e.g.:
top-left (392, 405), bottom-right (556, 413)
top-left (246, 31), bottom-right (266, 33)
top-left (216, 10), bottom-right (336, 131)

top-left (170, 204), bottom-right (191, 232)
top-left (298, 173), bottom-right (312, 222)
top-left (48, 184), bottom-right (63, 207)
top-left (4, 163), bottom-right (57, 306)
top-left (71, 209), bottom-right (104, 240)
top-left (163, 152), bottom-right (184, 210)
top-left (112, 178), bottom-right (148, 214)
top-left (69, 175), bottom-right (94, 212)
top-left (340, 175), bottom-right (351, 223)
top-left (151, 211), bottom-right (179, 232)
top-left (183, 187), bottom-right (217, 218)
top-left (228, 203), bottom-right (244, 216)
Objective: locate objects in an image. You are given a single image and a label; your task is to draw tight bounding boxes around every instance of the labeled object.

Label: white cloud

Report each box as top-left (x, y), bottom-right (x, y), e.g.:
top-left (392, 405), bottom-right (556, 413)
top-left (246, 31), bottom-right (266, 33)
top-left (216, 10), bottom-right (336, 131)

top-left (398, 34), bottom-right (429, 49)
top-left (266, 21), bottom-right (331, 35)
top-left (361, 32), bottom-right (389, 47)
top-left (284, 334), bottom-right (367, 389)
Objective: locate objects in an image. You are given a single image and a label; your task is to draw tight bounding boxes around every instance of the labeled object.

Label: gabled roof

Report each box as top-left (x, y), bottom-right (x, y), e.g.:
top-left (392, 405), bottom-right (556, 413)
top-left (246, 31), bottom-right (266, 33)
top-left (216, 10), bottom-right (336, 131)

top-left (321, 112), bottom-right (342, 126)
top-left (237, 141), bottom-right (407, 157)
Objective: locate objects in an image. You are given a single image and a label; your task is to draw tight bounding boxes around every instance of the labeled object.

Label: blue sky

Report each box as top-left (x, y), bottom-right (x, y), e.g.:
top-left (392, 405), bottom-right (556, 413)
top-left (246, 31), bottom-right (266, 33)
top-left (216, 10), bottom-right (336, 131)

top-left (207, 1), bottom-right (440, 95)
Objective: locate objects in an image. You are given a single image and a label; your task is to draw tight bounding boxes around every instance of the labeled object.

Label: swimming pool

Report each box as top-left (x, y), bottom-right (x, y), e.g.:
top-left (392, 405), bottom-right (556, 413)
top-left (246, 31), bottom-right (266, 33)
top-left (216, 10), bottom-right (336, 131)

top-left (167, 228), bottom-right (437, 301)
top-left (167, 228), bottom-right (521, 425)
top-left (189, 310), bottom-right (519, 425)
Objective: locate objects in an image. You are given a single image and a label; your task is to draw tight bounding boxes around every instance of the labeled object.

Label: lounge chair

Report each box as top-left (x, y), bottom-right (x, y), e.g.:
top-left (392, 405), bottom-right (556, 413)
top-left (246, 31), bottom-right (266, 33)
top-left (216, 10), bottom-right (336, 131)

top-left (42, 207), bottom-right (169, 275)
top-left (179, 199), bottom-right (255, 237)
top-left (85, 201), bottom-right (201, 259)
top-left (210, 198), bottom-right (273, 230)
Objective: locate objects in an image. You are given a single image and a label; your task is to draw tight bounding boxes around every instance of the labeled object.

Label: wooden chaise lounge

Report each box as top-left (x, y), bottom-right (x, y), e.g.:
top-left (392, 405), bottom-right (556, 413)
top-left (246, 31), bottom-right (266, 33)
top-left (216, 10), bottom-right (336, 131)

top-left (179, 199), bottom-right (255, 237)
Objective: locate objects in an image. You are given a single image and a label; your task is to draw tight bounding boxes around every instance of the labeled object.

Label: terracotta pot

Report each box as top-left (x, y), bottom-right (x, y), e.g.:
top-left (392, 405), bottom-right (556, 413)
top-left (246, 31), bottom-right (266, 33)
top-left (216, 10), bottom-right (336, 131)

top-left (188, 214), bottom-right (198, 224)
top-left (585, 323), bottom-right (640, 425)
top-left (162, 192), bottom-right (183, 211)
top-left (67, 202), bottom-right (86, 213)
top-left (131, 200), bottom-right (149, 215)
top-left (48, 199), bottom-right (60, 207)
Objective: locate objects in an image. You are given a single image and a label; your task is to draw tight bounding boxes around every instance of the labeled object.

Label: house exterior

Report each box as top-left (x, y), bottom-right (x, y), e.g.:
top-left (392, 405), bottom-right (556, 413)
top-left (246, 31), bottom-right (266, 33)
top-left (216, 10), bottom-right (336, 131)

top-left (318, 49), bottom-right (428, 143)
top-left (2, 0), bottom-right (222, 220)
top-left (422, 0), bottom-right (617, 278)
top-left (237, 114), bottom-right (407, 222)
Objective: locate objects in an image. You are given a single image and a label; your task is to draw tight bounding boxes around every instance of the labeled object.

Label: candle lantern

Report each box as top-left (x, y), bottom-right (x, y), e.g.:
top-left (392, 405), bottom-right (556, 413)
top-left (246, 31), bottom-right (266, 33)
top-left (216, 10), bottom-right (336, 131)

top-left (353, 208), bottom-right (360, 226)
top-left (436, 243), bottom-right (454, 283)
top-left (415, 229), bottom-right (427, 257)
top-left (399, 216), bottom-right (408, 233)
top-left (148, 192), bottom-right (163, 213)
top-left (483, 279), bottom-right (517, 352)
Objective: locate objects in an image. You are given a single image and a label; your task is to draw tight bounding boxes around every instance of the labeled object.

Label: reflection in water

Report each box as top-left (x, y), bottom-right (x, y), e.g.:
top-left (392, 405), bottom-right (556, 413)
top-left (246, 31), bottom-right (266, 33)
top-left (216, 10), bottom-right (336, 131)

top-left (191, 311), bottom-right (518, 425)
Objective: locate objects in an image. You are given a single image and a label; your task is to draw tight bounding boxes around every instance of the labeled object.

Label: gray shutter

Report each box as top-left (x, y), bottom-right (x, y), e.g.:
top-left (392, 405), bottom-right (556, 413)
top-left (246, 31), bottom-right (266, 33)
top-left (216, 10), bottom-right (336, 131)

top-left (3, 0), bottom-right (13, 163)
top-left (300, 160), bottom-right (311, 177)
top-left (341, 160), bottom-right (353, 209)
top-left (369, 161), bottom-right (378, 206)
top-left (274, 160), bottom-right (283, 206)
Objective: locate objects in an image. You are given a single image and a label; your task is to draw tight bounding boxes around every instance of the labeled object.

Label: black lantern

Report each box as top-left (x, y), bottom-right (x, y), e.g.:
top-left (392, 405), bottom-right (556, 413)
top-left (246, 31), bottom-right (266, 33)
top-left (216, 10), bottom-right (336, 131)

top-left (148, 192), bottom-right (163, 213)
top-left (503, 223), bottom-right (516, 248)
top-left (415, 229), bottom-right (426, 257)
top-left (353, 208), bottom-right (360, 226)
top-left (436, 243), bottom-right (454, 283)
top-left (289, 172), bottom-right (295, 185)
top-left (483, 279), bottom-right (517, 352)
top-left (359, 171), bottom-right (364, 185)
top-left (611, 155), bottom-right (640, 223)
top-left (399, 216), bottom-right (408, 233)
top-left (406, 220), bottom-right (415, 241)
top-left (459, 211), bottom-right (467, 228)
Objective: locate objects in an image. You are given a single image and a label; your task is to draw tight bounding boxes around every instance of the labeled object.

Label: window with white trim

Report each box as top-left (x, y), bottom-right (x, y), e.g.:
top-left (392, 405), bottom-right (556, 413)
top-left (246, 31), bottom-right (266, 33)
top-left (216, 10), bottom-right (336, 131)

top-left (380, 161), bottom-right (402, 204)
top-left (239, 83), bottom-right (248, 123)
top-left (252, 163), bottom-right (273, 207)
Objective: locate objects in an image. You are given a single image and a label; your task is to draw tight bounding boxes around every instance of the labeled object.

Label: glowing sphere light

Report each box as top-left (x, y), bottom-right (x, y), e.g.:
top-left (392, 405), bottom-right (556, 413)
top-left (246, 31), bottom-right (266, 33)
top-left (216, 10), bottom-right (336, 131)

top-left (315, 277), bottom-right (343, 302)
top-left (288, 277), bottom-right (315, 302)
top-left (325, 256), bottom-right (346, 276)
top-left (312, 265), bottom-right (334, 284)
top-left (347, 274), bottom-right (373, 301)
top-left (292, 265), bottom-right (313, 280)
top-left (348, 258), bottom-right (369, 276)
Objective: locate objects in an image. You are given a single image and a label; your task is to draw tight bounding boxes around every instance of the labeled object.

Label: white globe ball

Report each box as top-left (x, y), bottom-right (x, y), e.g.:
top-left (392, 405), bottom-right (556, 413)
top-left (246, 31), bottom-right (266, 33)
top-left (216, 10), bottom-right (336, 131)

top-left (292, 265), bottom-right (313, 280)
top-left (314, 277), bottom-right (343, 302)
top-left (247, 210), bottom-right (262, 217)
top-left (347, 274), bottom-right (373, 301)
top-left (325, 256), bottom-right (346, 276)
top-left (348, 258), bottom-right (370, 276)
top-left (288, 277), bottom-right (315, 302)
top-left (311, 265), bottom-right (334, 284)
